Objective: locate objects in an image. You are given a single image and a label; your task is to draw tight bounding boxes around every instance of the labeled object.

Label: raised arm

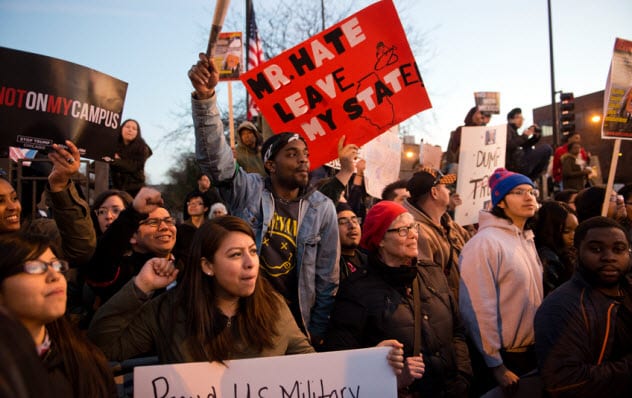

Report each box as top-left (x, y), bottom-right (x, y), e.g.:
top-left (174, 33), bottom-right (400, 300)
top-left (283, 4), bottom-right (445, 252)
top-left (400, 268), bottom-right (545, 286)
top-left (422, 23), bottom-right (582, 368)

top-left (46, 140), bottom-right (96, 265)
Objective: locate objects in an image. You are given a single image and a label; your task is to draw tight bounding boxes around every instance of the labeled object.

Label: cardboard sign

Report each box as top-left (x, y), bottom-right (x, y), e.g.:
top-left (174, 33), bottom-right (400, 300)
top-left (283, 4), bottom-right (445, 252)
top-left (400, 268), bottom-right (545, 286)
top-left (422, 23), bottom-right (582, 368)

top-left (134, 347), bottom-right (396, 398)
top-left (0, 47), bottom-right (127, 159)
top-left (214, 32), bottom-right (244, 81)
top-left (474, 92), bottom-right (500, 114)
top-left (602, 37), bottom-right (632, 140)
top-left (240, 0), bottom-right (431, 168)
top-left (454, 124), bottom-right (507, 226)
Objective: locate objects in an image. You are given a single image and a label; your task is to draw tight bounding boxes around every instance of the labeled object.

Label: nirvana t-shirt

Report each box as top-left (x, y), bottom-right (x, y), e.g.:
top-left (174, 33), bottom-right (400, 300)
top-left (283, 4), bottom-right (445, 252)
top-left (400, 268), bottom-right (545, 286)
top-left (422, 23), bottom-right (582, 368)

top-left (260, 198), bottom-right (301, 327)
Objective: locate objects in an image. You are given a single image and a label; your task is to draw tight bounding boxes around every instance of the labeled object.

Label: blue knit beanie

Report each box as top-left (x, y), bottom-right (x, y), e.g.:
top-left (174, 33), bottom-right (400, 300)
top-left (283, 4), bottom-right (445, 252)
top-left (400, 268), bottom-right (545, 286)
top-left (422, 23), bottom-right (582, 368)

top-left (489, 168), bottom-right (534, 207)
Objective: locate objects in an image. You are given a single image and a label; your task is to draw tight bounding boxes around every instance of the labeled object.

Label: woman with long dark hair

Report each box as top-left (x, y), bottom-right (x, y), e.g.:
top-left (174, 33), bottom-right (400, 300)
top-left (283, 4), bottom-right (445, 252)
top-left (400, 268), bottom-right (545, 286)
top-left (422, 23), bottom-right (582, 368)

top-left (0, 233), bottom-right (115, 397)
top-left (103, 119), bottom-right (152, 197)
top-left (89, 215), bottom-right (314, 362)
top-left (534, 200), bottom-right (578, 296)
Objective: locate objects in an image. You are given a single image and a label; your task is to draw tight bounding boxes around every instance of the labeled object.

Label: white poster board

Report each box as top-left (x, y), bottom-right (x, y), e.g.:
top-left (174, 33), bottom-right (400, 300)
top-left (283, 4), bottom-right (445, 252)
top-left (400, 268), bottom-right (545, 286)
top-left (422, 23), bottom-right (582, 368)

top-left (362, 125), bottom-right (402, 199)
top-left (420, 142), bottom-right (443, 170)
top-left (454, 124), bottom-right (507, 226)
top-left (134, 347), bottom-right (395, 398)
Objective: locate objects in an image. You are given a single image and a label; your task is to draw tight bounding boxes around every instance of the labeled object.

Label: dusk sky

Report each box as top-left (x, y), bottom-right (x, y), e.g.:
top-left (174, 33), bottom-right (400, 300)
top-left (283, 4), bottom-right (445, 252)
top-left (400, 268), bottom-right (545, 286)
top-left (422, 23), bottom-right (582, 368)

top-left (1, 0), bottom-right (631, 184)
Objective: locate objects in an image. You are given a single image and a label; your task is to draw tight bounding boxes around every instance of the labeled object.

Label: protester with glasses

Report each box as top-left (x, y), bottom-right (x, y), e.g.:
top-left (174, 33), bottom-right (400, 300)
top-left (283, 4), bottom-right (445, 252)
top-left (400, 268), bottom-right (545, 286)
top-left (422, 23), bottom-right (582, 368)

top-left (458, 168), bottom-right (543, 396)
top-left (0, 232), bottom-right (116, 397)
top-left (336, 202), bottom-right (366, 281)
top-left (90, 189), bottom-right (134, 236)
top-left (325, 200), bottom-right (472, 397)
top-left (84, 187), bottom-right (178, 306)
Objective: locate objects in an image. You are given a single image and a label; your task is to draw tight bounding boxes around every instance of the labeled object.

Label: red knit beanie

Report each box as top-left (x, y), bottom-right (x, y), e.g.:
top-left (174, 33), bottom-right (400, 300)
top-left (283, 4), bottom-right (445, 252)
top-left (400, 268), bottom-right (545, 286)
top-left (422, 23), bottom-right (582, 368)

top-left (360, 201), bottom-right (408, 252)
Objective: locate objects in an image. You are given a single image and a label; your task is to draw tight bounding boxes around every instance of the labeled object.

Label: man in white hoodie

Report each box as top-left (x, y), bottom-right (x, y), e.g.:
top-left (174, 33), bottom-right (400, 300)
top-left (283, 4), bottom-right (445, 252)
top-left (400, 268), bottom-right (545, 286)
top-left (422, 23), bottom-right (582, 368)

top-left (458, 168), bottom-right (543, 396)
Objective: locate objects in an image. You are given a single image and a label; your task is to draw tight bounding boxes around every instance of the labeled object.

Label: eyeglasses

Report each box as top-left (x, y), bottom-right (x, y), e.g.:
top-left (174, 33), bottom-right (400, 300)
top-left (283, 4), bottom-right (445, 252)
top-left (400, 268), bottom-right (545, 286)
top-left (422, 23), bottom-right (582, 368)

top-left (385, 223), bottom-right (419, 237)
top-left (338, 216), bottom-right (360, 227)
top-left (23, 259), bottom-right (69, 275)
top-left (508, 188), bottom-right (539, 198)
top-left (95, 206), bottom-right (123, 217)
top-left (139, 216), bottom-right (176, 228)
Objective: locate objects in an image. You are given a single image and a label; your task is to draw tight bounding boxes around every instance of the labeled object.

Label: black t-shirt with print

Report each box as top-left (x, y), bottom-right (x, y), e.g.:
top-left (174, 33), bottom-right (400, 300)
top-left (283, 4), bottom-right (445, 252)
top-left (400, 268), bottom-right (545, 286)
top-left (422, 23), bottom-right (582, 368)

top-left (260, 198), bottom-right (302, 329)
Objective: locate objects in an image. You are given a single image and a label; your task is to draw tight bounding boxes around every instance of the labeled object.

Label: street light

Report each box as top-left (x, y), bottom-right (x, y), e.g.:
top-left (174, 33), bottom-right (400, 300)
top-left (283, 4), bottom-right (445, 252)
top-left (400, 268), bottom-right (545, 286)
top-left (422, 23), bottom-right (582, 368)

top-left (590, 114), bottom-right (602, 123)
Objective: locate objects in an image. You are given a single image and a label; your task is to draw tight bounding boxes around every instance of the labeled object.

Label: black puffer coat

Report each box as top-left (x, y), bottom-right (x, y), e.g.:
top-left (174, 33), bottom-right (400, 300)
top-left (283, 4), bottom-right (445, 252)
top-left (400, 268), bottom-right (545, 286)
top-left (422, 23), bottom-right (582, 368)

top-left (324, 254), bottom-right (472, 397)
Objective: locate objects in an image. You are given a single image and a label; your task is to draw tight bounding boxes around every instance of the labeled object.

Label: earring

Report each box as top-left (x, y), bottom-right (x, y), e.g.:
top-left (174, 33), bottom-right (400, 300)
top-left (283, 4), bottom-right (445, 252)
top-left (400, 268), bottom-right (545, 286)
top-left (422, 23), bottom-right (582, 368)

top-left (206, 271), bottom-right (213, 276)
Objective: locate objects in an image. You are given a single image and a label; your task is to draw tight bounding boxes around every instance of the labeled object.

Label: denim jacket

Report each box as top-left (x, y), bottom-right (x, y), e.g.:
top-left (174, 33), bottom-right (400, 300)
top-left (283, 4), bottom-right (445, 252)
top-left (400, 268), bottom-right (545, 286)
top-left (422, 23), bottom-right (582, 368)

top-left (192, 95), bottom-right (340, 339)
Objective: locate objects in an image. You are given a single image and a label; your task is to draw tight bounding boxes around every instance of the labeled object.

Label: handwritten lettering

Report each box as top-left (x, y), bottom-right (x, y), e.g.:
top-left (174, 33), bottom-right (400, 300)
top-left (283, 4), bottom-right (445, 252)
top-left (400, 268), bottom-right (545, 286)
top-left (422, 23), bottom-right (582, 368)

top-left (476, 148), bottom-right (501, 168)
top-left (279, 379), bottom-right (360, 398)
top-left (151, 376), bottom-right (217, 398)
top-left (469, 175), bottom-right (490, 200)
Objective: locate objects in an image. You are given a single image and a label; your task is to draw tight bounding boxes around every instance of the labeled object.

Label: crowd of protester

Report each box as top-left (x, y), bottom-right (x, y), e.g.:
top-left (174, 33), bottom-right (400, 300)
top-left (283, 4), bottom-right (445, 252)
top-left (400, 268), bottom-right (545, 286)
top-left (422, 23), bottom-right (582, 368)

top-left (1, 54), bottom-right (631, 398)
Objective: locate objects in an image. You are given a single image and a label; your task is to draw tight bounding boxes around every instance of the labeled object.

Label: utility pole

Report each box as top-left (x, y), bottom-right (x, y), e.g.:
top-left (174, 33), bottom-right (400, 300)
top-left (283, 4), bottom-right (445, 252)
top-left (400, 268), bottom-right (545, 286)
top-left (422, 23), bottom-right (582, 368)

top-left (547, 0), bottom-right (559, 147)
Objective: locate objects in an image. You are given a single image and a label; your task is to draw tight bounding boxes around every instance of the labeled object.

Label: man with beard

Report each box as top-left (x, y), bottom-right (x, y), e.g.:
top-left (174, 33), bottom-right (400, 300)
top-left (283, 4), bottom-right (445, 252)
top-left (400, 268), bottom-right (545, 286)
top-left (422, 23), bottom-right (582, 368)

top-left (188, 54), bottom-right (339, 347)
top-left (403, 167), bottom-right (470, 301)
top-left (336, 203), bottom-right (365, 281)
top-left (535, 216), bottom-right (632, 397)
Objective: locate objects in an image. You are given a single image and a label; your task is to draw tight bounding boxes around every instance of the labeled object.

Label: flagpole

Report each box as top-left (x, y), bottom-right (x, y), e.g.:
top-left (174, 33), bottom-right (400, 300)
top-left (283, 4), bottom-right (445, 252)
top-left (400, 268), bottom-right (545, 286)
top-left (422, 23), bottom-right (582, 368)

top-left (245, 0), bottom-right (250, 120)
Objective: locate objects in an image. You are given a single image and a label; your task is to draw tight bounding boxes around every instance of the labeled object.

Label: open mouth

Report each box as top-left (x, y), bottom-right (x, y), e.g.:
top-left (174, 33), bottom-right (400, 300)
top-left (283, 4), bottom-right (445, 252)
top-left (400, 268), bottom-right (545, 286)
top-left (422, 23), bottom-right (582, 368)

top-left (155, 234), bottom-right (173, 242)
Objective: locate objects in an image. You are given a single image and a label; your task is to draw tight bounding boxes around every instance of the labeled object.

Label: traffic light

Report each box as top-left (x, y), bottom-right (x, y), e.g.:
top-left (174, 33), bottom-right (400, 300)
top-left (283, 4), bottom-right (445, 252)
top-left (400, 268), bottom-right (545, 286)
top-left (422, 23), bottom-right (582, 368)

top-left (559, 92), bottom-right (575, 137)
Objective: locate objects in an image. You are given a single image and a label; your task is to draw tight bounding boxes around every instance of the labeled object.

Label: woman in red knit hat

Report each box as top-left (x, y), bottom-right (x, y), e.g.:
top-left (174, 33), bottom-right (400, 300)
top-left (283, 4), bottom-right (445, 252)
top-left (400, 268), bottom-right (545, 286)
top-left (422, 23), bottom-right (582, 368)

top-left (324, 201), bottom-right (472, 397)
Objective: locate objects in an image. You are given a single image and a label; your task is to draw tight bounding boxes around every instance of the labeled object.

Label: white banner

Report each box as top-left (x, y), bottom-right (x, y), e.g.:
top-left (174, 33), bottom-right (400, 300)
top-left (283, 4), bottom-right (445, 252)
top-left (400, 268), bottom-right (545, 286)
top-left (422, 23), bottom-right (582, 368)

top-left (454, 124), bottom-right (507, 226)
top-left (134, 347), bottom-right (396, 398)
top-left (362, 125), bottom-right (402, 199)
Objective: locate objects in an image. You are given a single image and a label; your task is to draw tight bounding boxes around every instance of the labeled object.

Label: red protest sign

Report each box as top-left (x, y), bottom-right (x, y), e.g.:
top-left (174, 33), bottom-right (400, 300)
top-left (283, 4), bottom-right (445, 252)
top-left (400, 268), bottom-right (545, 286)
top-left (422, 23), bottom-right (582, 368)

top-left (240, 0), bottom-right (432, 168)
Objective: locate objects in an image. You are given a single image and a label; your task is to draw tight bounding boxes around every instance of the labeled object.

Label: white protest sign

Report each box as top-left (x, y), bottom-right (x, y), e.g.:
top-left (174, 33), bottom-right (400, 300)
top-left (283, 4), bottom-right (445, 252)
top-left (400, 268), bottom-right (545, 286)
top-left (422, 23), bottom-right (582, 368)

top-left (420, 142), bottom-right (443, 170)
top-left (362, 125), bottom-right (401, 199)
top-left (134, 347), bottom-right (396, 398)
top-left (454, 124), bottom-right (506, 226)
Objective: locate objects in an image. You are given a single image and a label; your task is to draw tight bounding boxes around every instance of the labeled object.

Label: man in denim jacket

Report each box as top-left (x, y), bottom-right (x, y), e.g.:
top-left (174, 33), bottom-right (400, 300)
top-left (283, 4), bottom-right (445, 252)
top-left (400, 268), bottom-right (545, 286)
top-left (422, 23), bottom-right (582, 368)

top-left (188, 54), bottom-right (339, 347)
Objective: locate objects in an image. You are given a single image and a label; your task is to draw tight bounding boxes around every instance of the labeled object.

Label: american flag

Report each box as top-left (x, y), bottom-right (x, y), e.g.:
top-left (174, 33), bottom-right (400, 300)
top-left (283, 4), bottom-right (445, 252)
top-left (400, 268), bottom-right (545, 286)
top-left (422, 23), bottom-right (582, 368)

top-left (246, 0), bottom-right (264, 120)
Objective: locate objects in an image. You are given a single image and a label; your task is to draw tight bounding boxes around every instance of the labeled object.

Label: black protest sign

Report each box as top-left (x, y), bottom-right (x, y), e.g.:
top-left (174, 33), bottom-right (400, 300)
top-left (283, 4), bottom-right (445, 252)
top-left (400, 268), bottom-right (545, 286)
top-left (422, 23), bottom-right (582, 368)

top-left (0, 47), bottom-right (127, 159)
